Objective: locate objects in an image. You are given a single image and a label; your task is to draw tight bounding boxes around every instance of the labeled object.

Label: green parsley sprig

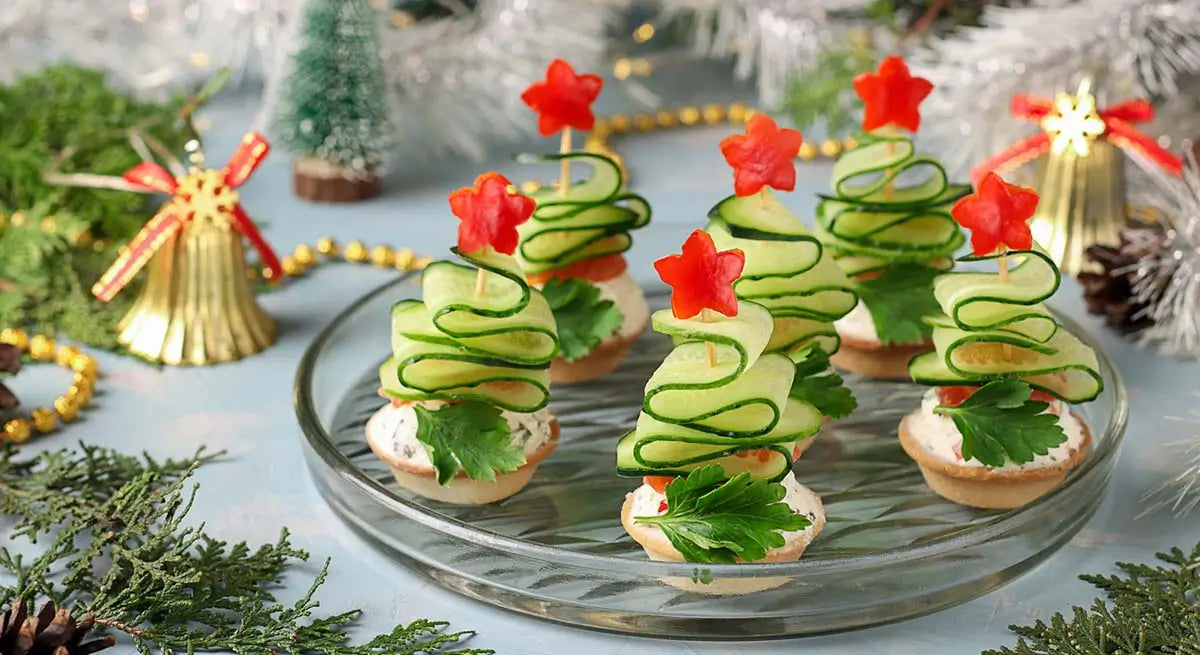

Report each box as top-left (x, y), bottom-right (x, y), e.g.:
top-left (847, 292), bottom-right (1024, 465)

top-left (789, 345), bottom-right (857, 418)
top-left (413, 401), bottom-right (526, 486)
top-left (539, 277), bottom-right (623, 361)
top-left (635, 466), bottom-right (811, 564)
top-left (853, 263), bottom-right (942, 344)
top-left (934, 379), bottom-right (1066, 467)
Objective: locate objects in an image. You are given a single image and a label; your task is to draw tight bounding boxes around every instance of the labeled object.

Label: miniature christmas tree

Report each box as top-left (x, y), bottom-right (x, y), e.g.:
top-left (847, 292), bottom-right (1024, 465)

top-left (272, 0), bottom-right (392, 203)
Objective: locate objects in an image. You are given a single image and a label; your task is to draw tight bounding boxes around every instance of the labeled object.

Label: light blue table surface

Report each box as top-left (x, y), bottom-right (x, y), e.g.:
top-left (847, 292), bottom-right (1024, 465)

top-left (9, 82), bottom-right (1200, 654)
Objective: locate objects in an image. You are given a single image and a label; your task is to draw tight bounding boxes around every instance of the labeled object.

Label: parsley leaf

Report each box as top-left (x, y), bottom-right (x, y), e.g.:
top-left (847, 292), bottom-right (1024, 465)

top-left (934, 379), bottom-right (1067, 467)
top-left (789, 345), bottom-right (857, 418)
top-left (540, 277), bottom-right (623, 361)
top-left (853, 263), bottom-right (941, 344)
top-left (635, 466), bottom-right (811, 564)
top-left (412, 401), bottom-right (526, 486)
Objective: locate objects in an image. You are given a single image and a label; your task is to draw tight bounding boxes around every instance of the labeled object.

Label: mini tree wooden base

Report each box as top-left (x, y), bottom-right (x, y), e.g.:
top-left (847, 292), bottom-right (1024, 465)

top-left (116, 219), bottom-right (276, 366)
top-left (292, 157), bottom-right (382, 203)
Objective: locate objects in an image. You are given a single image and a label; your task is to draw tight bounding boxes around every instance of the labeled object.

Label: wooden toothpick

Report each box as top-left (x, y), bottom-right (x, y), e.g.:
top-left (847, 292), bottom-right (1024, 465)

top-left (559, 128), bottom-right (572, 196)
top-left (701, 308), bottom-right (718, 367)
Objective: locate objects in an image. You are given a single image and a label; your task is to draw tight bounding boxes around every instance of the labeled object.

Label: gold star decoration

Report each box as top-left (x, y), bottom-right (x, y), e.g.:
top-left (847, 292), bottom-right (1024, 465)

top-left (1040, 79), bottom-right (1106, 157)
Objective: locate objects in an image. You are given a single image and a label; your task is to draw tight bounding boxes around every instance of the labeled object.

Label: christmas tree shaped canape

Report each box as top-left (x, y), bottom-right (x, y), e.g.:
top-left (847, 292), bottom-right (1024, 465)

top-left (618, 230), bottom-right (824, 594)
top-left (901, 173), bottom-right (1103, 509)
top-left (517, 59), bottom-right (652, 384)
top-left (366, 173), bottom-right (562, 505)
top-left (814, 55), bottom-right (971, 379)
top-left (708, 114), bottom-right (860, 456)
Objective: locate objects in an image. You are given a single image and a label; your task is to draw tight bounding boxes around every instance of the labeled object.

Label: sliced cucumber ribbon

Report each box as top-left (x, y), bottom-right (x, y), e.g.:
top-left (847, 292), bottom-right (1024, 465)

top-left (909, 248), bottom-right (1103, 403)
top-left (706, 189), bottom-right (857, 356)
top-left (379, 248), bottom-right (559, 413)
top-left (617, 301), bottom-right (823, 482)
top-left (815, 133), bottom-right (970, 276)
top-left (516, 152), bottom-right (650, 275)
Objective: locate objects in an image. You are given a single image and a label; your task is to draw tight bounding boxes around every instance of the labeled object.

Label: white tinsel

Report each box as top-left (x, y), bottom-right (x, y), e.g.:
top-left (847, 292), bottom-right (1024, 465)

top-left (1140, 399), bottom-right (1200, 519)
top-left (0, 0), bottom-right (298, 97)
top-left (914, 0), bottom-right (1200, 178)
top-left (1129, 153), bottom-right (1200, 357)
top-left (657, 0), bottom-right (875, 109)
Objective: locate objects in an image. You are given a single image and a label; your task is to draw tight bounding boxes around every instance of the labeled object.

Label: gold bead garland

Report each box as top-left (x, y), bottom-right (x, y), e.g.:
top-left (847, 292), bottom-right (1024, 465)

top-left (249, 102), bottom-right (855, 281)
top-left (0, 328), bottom-right (98, 443)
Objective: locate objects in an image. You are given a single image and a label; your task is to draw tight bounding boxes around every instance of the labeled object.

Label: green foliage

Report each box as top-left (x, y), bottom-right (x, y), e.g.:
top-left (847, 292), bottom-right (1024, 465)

top-left (0, 65), bottom-right (188, 348)
top-left (789, 345), bottom-right (857, 419)
top-left (985, 543), bottom-right (1200, 655)
top-left (413, 401), bottom-right (526, 486)
top-left (0, 444), bottom-right (490, 654)
top-left (934, 379), bottom-right (1066, 467)
top-left (272, 0), bottom-right (392, 172)
top-left (781, 41), bottom-right (874, 134)
top-left (635, 465), bottom-right (811, 564)
top-left (540, 277), bottom-right (623, 361)
top-left (853, 263), bottom-right (942, 344)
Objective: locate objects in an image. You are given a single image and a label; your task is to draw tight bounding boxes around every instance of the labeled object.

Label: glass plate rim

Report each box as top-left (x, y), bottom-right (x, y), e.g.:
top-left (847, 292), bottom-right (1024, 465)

top-left (294, 273), bottom-right (1129, 578)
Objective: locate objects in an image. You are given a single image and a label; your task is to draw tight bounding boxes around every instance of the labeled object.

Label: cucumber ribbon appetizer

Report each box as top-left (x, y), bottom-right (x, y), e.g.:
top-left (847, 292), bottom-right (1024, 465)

top-left (379, 172), bottom-right (560, 484)
top-left (909, 173), bottom-right (1102, 467)
top-left (814, 56), bottom-right (970, 344)
top-left (520, 59), bottom-right (651, 363)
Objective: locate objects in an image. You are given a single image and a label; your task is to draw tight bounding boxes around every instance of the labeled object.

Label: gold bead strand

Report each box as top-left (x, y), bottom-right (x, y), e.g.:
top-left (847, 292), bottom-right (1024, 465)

top-left (0, 328), bottom-right (99, 443)
top-left (250, 236), bottom-right (432, 281)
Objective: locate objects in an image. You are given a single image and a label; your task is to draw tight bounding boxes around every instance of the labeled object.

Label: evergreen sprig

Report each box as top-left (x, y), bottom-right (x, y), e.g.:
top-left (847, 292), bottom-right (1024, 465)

top-left (985, 543), bottom-right (1200, 654)
top-left (0, 444), bottom-right (489, 654)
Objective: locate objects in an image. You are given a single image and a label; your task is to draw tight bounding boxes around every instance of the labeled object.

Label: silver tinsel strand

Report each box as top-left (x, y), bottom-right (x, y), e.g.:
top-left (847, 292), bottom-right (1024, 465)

top-left (914, 0), bottom-right (1200, 179)
top-left (1130, 153), bottom-right (1200, 357)
top-left (1140, 399), bottom-right (1200, 519)
top-left (658, 0), bottom-right (874, 109)
top-left (0, 0), bottom-right (297, 97)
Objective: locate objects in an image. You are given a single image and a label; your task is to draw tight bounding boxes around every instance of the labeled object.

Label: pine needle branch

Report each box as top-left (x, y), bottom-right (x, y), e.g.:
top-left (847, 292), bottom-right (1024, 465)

top-left (0, 444), bottom-right (490, 654)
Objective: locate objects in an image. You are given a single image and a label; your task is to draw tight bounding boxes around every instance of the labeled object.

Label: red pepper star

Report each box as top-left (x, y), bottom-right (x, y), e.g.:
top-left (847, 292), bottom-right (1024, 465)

top-left (520, 59), bottom-right (604, 136)
top-left (950, 172), bottom-right (1039, 256)
top-left (653, 229), bottom-right (745, 319)
top-left (718, 114), bottom-right (803, 197)
top-left (853, 55), bottom-right (934, 133)
top-left (449, 172), bottom-right (535, 256)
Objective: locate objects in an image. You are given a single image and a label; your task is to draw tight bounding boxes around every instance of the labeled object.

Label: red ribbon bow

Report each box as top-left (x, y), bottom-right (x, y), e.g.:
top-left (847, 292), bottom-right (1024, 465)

top-left (971, 92), bottom-right (1182, 184)
top-left (92, 132), bottom-right (282, 302)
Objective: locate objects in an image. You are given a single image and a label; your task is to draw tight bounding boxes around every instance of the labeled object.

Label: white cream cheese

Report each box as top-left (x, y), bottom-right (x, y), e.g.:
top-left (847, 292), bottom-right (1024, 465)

top-left (907, 388), bottom-right (1086, 471)
top-left (592, 272), bottom-right (650, 340)
top-left (628, 473), bottom-right (823, 549)
top-left (834, 300), bottom-right (925, 347)
top-left (366, 401), bottom-right (555, 470)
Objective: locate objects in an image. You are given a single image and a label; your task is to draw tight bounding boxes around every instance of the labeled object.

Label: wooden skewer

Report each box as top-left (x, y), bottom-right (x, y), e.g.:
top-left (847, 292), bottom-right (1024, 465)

top-left (758, 188), bottom-right (768, 209)
top-left (474, 268), bottom-right (488, 298)
top-left (998, 251), bottom-right (1012, 360)
top-left (701, 308), bottom-right (718, 367)
top-left (884, 139), bottom-right (896, 201)
top-left (559, 128), bottom-right (572, 196)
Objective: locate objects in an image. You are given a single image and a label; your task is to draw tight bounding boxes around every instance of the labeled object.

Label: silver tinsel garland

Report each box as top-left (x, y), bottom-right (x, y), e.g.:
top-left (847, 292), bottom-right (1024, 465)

top-left (914, 0), bottom-right (1200, 179)
top-left (1140, 399), bottom-right (1200, 519)
top-left (657, 0), bottom-right (875, 109)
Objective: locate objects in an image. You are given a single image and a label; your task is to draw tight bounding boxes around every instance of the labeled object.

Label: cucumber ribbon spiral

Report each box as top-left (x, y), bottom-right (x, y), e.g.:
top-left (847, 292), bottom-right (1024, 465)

top-left (616, 302), bottom-right (823, 482)
top-left (707, 189), bottom-right (858, 355)
top-left (908, 249), bottom-right (1103, 403)
top-left (815, 133), bottom-right (971, 277)
top-left (516, 152), bottom-right (650, 274)
top-left (379, 248), bottom-right (560, 413)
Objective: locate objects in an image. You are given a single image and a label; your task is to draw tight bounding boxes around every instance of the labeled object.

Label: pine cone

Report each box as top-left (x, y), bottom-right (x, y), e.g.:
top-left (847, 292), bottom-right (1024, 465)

top-left (0, 343), bottom-right (20, 411)
top-left (1078, 225), bottom-right (1167, 329)
top-left (0, 599), bottom-right (115, 655)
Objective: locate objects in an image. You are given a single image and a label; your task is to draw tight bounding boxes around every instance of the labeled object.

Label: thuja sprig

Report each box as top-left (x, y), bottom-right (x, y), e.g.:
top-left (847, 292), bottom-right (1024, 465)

top-left (0, 444), bottom-right (490, 654)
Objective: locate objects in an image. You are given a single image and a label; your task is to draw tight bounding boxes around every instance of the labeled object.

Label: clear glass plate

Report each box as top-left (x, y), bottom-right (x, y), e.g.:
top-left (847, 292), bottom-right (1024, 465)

top-left (294, 274), bottom-right (1128, 639)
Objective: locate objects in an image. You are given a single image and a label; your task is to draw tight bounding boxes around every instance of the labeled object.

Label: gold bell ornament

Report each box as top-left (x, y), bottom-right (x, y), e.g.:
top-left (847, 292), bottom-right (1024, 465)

top-left (49, 132), bottom-right (282, 365)
top-left (972, 79), bottom-right (1183, 274)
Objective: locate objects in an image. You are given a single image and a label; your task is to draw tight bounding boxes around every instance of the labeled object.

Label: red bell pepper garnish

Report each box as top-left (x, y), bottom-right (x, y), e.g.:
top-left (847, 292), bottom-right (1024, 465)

top-left (653, 229), bottom-right (745, 320)
top-left (644, 476), bottom-right (674, 494)
top-left (853, 55), bottom-right (934, 133)
top-left (937, 385), bottom-right (1056, 407)
top-left (520, 59), bottom-right (604, 136)
top-left (448, 172), bottom-right (535, 255)
top-left (950, 172), bottom-right (1039, 256)
top-left (718, 114), bottom-right (803, 197)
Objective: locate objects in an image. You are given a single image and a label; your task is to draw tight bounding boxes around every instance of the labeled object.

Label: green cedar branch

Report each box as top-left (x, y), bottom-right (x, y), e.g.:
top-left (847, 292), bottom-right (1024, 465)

top-left (934, 379), bottom-right (1066, 467)
top-left (984, 543), bottom-right (1200, 654)
top-left (413, 401), bottom-right (526, 486)
top-left (0, 444), bottom-right (490, 654)
top-left (852, 263), bottom-right (942, 344)
top-left (635, 465), bottom-right (811, 565)
top-left (540, 277), bottom-right (623, 361)
top-left (789, 345), bottom-right (857, 419)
